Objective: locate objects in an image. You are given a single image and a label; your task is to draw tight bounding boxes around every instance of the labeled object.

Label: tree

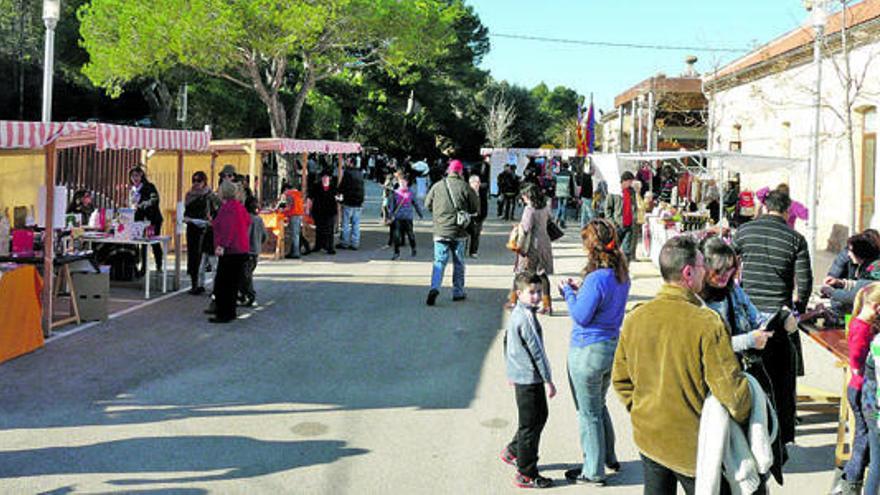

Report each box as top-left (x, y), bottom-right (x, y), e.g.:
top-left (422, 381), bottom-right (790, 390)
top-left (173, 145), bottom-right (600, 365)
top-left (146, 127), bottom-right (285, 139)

top-left (79, 0), bottom-right (463, 178)
top-left (484, 92), bottom-right (517, 148)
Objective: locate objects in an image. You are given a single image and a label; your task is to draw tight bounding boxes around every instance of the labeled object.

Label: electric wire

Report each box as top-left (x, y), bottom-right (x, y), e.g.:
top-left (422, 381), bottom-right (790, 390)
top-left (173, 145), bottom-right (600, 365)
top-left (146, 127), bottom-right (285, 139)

top-left (489, 33), bottom-right (747, 53)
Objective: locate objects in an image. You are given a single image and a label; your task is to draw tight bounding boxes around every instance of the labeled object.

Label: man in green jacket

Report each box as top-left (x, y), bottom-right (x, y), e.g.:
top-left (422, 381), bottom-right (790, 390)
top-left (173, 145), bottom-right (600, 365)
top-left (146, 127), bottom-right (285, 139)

top-left (612, 236), bottom-right (751, 494)
top-left (424, 160), bottom-right (479, 306)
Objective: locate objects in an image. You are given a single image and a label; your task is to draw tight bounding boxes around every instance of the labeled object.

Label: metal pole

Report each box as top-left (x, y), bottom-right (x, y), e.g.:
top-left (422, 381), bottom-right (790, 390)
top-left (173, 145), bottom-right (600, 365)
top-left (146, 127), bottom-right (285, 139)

top-left (647, 91), bottom-right (655, 152)
top-left (40, 20), bottom-right (57, 122)
top-left (807, 21), bottom-right (824, 256)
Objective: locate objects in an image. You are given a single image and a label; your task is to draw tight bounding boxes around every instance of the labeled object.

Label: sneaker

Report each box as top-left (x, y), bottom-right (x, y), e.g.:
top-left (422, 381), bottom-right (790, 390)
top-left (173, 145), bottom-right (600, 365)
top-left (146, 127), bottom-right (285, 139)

top-left (606, 462), bottom-right (621, 473)
top-left (188, 286), bottom-right (205, 295)
top-left (469, 253), bottom-right (479, 259)
top-left (514, 473), bottom-right (552, 489)
top-left (335, 243), bottom-right (348, 250)
top-left (350, 246), bottom-right (359, 251)
top-left (392, 253), bottom-right (400, 261)
top-left (564, 468), bottom-right (605, 486)
top-left (499, 448), bottom-right (517, 466)
top-left (453, 294), bottom-right (467, 302)
top-left (426, 289), bottom-right (439, 306)
top-left (326, 249), bottom-right (336, 255)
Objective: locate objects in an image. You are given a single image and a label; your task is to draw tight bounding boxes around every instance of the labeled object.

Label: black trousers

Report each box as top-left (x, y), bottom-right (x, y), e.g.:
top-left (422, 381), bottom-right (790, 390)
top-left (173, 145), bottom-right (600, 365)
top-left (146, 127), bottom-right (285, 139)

top-left (140, 220), bottom-right (164, 272)
top-left (640, 454), bottom-right (756, 495)
top-left (506, 383), bottom-right (548, 478)
top-left (315, 215), bottom-right (336, 252)
top-left (240, 254), bottom-right (258, 300)
top-left (214, 253), bottom-right (246, 321)
top-left (185, 225), bottom-right (206, 283)
top-left (394, 219), bottom-right (416, 254)
top-left (468, 220), bottom-right (483, 255)
top-left (501, 195), bottom-right (517, 220)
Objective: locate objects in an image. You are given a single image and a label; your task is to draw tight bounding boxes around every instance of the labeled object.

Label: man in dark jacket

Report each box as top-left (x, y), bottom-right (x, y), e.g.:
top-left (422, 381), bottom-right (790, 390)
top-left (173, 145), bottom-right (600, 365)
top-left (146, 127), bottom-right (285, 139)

top-left (424, 159), bottom-right (479, 306)
top-left (498, 164), bottom-right (520, 220)
top-left (337, 159), bottom-right (365, 250)
top-left (578, 167), bottom-right (594, 229)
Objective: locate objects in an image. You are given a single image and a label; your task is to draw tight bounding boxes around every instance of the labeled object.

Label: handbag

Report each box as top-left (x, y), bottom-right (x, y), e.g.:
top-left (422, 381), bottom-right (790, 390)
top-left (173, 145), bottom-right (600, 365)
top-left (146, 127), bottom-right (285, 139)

top-left (507, 224), bottom-right (523, 252)
top-left (444, 178), bottom-right (472, 229)
top-left (547, 218), bottom-right (564, 242)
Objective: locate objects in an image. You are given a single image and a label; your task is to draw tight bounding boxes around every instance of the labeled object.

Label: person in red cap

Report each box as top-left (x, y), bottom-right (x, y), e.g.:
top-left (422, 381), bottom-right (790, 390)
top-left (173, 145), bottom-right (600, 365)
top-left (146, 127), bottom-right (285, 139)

top-left (424, 159), bottom-right (480, 306)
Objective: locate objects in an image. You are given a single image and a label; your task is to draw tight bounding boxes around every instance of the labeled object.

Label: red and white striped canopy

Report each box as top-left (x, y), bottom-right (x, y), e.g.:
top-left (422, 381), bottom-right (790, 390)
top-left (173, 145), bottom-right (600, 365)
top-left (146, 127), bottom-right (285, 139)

top-left (256, 138), bottom-right (362, 155)
top-left (0, 121), bottom-right (211, 152)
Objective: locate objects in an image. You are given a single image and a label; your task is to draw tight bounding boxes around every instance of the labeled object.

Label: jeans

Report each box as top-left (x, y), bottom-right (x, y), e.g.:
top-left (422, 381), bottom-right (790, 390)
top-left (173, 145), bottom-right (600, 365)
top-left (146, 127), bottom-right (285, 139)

top-left (430, 239), bottom-right (466, 297)
top-left (555, 198), bottom-right (568, 223)
top-left (568, 339), bottom-right (619, 481)
top-left (845, 386), bottom-right (871, 483)
top-left (618, 225), bottom-right (634, 261)
top-left (866, 401), bottom-right (880, 495)
top-left (579, 201), bottom-right (594, 229)
top-left (286, 216), bottom-right (302, 257)
top-left (340, 206), bottom-right (362, 248)
top-left (506, 383), bottom-right (548, 478)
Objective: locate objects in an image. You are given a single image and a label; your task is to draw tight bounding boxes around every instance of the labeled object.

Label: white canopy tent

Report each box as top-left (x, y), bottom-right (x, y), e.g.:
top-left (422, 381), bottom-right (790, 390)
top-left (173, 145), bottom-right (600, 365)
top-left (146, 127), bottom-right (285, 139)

top-left (481, 148), bottom-right (578, 195)
top-left (596, 151), bottom-right (810, 245)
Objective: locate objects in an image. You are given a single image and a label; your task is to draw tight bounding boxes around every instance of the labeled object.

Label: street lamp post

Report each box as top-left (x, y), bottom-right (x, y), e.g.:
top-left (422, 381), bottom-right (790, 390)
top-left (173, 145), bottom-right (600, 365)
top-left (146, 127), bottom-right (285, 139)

top-left (806, 0), bottom-right (828, 256)
top-left (41, 0), bottom-right (61, 123)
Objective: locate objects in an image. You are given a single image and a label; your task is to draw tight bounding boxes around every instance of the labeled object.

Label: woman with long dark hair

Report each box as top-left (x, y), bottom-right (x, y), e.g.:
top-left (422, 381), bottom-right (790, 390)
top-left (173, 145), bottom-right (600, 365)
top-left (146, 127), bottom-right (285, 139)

top-left (559, 219), bottom-right (630, 485)
top-left (184, 171), bottom-right (219, 295)
top-left (511, 183), bottom-right (554, 314)
top-left (309, 170), bottom-right (339, 255)
top-left (129, 166), bottom-right (164, 275)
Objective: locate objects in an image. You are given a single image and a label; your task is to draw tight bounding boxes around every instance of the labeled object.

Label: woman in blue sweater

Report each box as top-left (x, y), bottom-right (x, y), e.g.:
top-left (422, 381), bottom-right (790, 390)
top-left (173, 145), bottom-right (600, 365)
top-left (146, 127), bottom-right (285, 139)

top-left (559, 218), bottom-right (631, 485)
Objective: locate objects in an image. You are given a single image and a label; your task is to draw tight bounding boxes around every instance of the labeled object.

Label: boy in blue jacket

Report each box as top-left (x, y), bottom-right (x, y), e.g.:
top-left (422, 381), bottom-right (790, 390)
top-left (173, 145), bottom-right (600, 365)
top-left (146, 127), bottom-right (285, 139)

top-left (501, 271), bottom-right (556, 489)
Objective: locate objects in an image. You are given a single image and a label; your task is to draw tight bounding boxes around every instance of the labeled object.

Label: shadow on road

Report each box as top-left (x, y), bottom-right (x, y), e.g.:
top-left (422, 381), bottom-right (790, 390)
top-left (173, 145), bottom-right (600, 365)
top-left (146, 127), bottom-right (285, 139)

top-left (0, 436), bottom-right (366, 485)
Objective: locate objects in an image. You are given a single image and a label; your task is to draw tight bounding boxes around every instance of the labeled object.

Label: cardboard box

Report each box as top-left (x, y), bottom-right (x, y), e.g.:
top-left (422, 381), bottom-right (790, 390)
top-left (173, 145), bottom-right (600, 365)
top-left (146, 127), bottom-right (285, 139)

top-left (72, 272), bottom-right (109, 321)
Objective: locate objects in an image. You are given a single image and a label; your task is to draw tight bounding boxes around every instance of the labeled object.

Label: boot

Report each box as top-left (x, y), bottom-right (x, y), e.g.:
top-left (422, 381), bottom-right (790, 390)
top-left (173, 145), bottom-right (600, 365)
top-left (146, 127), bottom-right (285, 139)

top-left (539, 295), bottom-right (552, 315)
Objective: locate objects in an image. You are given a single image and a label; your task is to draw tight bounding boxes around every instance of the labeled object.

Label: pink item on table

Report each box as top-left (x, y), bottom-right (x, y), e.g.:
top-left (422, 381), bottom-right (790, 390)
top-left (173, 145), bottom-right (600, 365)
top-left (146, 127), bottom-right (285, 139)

top-left (11, 230), bottom-right (34, 255)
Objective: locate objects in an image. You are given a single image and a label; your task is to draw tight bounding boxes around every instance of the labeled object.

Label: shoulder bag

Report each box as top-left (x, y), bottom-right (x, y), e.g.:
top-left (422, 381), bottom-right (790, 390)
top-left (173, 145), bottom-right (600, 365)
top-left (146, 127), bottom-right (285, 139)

top-left (444, 178), bottom-right (472, 229)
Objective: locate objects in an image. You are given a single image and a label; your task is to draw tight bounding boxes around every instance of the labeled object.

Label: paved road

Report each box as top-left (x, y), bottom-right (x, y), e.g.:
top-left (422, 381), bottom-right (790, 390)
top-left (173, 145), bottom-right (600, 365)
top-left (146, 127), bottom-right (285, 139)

top-left (0, 188), bottom-right (842, 494)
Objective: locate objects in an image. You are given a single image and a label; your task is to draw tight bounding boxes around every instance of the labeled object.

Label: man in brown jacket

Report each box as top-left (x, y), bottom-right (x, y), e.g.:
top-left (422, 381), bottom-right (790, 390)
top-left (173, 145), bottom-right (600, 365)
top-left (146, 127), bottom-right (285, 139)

top-left (612, 236), bottom-right (751, 495)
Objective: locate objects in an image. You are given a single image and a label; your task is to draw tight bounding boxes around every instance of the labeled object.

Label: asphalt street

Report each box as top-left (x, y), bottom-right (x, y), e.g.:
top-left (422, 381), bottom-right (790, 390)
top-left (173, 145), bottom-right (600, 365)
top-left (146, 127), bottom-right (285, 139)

top-left (0, 186), bottom-right (843, 494)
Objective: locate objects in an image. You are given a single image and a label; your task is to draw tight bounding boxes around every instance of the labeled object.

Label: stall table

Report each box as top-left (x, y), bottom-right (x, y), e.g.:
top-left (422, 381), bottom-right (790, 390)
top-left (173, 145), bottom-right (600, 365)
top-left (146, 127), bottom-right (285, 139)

top-left (82, 236), bottom-right (170, 299)
top-left (801, 324), bottom-right (852, 467)
top-left (0, 253), bottom-right (96, 329)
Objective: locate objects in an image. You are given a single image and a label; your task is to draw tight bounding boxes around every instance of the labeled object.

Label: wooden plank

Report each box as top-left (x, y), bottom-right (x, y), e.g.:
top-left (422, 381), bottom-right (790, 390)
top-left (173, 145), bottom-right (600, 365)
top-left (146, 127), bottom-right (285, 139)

top-left (42, 142), bottom-right (56, 336)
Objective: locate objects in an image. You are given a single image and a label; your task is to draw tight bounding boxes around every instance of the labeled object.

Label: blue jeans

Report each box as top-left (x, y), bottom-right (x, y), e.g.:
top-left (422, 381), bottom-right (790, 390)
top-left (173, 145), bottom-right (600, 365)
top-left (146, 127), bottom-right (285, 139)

top-left (568, 338), bottom-right (619, 481)
top-left (286, 216), bottom-right (302, 257)
top-left (430, 239), bottom-right (466, 297)
top-left (555, 198), bottom-right (568, 222)
top-left (579, 202), bottom-right (594, 229)
top-left (340, 206), bottom-right (362, 248)
top-left (845, 386), bottom-right (870, 483)
top-left (866, 400), bottom-right (880, 495)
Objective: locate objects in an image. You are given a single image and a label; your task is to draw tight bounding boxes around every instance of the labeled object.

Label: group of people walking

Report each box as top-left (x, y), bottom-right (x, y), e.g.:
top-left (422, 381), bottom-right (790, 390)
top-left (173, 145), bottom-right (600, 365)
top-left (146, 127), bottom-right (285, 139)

top-left (500, 185), bottom-right (817, 494)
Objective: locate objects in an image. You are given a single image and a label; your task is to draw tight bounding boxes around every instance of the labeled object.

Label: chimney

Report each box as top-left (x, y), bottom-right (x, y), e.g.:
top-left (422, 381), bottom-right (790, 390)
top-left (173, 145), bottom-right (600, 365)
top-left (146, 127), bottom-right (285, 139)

top-left (683, 56), bottom-right (699, 77)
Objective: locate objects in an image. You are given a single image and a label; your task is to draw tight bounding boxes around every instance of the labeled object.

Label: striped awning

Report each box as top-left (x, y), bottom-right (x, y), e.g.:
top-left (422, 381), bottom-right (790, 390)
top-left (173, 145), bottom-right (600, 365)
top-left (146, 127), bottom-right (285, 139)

top-left (0, 121), bottom-right (211, 152)
top-left (256, 138), bottom-right (362, 155)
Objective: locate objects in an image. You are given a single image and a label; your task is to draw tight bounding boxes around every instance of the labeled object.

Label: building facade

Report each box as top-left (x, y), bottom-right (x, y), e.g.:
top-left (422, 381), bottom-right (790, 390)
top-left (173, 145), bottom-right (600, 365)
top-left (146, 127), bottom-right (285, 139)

top-left (705, 0), bottom-right (880, 247)
top-left (605, 58), bottom-right (708, 153)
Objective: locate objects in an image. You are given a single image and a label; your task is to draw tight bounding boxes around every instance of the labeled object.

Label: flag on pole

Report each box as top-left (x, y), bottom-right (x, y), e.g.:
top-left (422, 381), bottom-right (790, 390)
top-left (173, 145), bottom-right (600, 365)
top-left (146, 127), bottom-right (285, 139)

top-left (576, 103), bottom-right (586, 156)
top-left (586, 100), bottom-right (596, 154)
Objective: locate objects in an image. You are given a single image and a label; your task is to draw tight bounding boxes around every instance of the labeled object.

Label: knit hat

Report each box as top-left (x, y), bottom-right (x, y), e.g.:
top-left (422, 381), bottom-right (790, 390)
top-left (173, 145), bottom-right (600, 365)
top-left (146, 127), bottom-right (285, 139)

top-left (448, 160), bottom-right (464, 174)
top-left (219, 164), bottom-right (237, 176)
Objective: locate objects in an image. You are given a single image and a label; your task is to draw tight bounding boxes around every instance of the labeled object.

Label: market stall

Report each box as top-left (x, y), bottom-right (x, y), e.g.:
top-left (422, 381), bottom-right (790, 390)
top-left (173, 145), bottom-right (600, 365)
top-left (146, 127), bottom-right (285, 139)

top-left (480, 147), bottom-right (578, 195)
top-left (600, 151), bottom-right (808, 265)
top-left (0, 120), bottom-right (210, 334)
top-left (208, 138), bottom-right (362, 258)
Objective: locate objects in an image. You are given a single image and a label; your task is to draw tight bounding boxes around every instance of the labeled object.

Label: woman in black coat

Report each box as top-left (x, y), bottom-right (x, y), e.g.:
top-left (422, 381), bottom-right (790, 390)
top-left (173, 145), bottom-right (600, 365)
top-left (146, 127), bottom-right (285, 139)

top-left (309, 170), bottom-right (339, 255)
top-left (130, 166), bottom-right (164, 274)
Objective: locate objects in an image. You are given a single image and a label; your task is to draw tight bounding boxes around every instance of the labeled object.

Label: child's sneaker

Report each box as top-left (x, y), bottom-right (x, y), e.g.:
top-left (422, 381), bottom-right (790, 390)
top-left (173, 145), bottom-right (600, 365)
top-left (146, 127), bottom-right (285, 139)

top-left (499, 447), bottom-right (517, 466)
top-left (513, 472), bottom-right (552, 489)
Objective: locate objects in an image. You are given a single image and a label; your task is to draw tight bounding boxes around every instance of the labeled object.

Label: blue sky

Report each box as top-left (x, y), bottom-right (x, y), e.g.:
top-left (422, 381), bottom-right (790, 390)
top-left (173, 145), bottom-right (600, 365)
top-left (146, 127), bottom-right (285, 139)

top-left (470, 0), bottom-right (816, 111)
